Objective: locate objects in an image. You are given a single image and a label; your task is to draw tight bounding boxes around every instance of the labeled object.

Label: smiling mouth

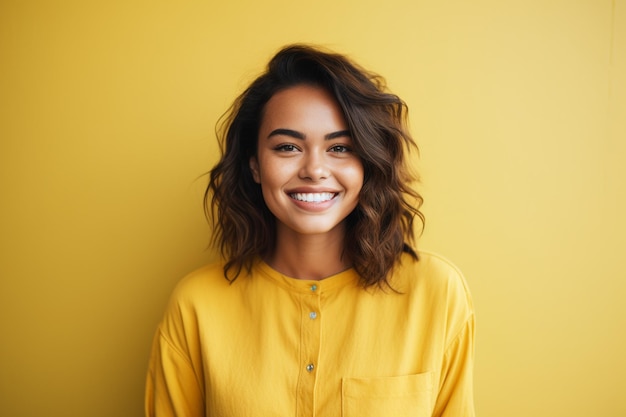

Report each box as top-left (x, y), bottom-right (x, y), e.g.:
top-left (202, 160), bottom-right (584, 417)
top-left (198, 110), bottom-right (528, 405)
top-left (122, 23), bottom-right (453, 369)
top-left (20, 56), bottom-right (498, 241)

top-left (289, 192), bottom-right (336, 203)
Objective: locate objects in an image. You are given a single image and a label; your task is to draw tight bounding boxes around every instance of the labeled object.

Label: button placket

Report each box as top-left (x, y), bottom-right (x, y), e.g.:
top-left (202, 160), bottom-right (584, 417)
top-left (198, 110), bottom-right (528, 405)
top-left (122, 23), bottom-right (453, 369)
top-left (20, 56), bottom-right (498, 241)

top-left (296, 285), bottom-right (323, 417)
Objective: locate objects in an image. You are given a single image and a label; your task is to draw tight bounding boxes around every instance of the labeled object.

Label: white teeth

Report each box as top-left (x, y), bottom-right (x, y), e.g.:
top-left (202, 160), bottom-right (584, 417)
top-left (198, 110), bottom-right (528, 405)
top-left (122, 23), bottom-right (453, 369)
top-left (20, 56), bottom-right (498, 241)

top-left (290, 192), bottom-right (335, 202)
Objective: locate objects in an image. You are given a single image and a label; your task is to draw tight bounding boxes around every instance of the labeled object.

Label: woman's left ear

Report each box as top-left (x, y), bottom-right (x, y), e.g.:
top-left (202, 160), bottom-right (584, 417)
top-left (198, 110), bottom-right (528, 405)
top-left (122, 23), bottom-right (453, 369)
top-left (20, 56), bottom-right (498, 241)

top-left (249, 157), bottom-right (261, 183)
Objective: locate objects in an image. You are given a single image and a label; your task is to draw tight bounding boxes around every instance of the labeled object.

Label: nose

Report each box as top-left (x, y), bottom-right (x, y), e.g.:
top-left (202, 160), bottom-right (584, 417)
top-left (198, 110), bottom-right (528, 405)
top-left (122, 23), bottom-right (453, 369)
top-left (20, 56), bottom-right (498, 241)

top-left (299, 151), bottom-right (330, 181)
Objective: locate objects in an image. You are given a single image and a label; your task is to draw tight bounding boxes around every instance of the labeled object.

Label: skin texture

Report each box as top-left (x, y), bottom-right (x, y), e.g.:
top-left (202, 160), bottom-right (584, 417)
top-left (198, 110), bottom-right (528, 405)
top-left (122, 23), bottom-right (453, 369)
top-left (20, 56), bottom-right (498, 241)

top-left (249, 85), bottom-right (364, 280)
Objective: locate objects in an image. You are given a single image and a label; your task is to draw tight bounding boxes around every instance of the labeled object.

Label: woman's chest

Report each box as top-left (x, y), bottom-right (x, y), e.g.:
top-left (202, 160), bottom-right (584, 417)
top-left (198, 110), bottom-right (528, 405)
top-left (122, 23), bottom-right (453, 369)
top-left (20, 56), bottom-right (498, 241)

top-left (196, 288), bottom-right (445, 417)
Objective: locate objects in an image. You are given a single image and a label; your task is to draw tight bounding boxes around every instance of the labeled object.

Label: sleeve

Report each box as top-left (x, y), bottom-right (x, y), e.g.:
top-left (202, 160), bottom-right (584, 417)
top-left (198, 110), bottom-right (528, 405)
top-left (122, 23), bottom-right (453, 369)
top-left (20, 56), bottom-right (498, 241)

top-left (432, 313), bottom-right (476, 417)
top-left (145, 328), bottom-right (205, 417)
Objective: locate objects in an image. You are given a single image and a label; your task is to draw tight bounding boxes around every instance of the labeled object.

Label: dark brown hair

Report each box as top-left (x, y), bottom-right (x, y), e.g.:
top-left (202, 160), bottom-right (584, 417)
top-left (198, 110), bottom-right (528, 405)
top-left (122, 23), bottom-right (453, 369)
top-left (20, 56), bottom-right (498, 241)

top-left (206, 44), bottom-right (423, 287)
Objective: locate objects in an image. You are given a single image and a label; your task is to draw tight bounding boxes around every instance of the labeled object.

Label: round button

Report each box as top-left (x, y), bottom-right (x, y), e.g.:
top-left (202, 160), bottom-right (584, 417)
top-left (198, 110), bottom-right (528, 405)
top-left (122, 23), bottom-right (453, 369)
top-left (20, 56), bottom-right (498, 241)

top-left (306, 363), bottom-right (314, 372)
top-left (311, 284), bottom-right (318, 291)
top-left (309, 312), bottom-right (317, 319)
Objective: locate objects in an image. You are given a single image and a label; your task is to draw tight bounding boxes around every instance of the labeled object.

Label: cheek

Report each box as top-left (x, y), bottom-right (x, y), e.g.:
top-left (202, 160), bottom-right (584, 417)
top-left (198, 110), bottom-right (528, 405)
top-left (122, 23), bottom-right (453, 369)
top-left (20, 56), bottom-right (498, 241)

top-left (347, 163), bottom-right (365, 192)
top-left (257, 158), bottom-right (290, 189)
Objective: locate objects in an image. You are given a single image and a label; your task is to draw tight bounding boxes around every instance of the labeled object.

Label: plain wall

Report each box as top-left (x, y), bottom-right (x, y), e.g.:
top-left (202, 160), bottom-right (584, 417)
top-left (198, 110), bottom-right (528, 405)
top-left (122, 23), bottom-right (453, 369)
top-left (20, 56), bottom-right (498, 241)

top-left (1, 1), bottom-right (624, 416)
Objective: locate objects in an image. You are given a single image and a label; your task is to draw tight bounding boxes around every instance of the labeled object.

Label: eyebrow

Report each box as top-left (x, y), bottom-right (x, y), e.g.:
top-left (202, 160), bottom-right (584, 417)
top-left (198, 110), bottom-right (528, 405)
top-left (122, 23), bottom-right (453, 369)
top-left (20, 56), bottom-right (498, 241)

top-left (267, 128), bottom-right (351, 140)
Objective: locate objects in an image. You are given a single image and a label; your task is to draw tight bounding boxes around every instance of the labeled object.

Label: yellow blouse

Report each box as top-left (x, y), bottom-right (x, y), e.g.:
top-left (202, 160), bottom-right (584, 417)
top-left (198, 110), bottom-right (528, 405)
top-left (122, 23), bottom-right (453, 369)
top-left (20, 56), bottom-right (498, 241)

top-left (145, 251), bottom-right (475, 417)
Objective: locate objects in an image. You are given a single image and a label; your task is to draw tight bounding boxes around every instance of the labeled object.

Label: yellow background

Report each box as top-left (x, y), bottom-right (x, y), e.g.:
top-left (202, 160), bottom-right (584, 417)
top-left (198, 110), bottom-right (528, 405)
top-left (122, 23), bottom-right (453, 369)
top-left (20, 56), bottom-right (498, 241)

top-left (1, 1), bottom-right (624, 416)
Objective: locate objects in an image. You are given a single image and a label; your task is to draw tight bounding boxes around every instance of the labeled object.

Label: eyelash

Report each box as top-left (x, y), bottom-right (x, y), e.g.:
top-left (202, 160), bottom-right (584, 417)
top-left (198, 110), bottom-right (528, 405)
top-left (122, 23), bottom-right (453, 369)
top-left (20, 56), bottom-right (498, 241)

top-left (329, 144), bottom-right (352, 153)
top-left (274, 144), bottom-right (299, 152)
top-left (273, 144), bottom-right (353, 153)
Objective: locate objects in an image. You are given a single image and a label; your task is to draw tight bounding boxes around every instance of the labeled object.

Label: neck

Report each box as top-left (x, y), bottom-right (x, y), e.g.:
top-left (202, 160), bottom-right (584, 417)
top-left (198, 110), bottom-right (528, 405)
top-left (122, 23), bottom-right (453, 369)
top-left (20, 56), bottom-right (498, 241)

top-left (266, 223), bottom-right (350, 280)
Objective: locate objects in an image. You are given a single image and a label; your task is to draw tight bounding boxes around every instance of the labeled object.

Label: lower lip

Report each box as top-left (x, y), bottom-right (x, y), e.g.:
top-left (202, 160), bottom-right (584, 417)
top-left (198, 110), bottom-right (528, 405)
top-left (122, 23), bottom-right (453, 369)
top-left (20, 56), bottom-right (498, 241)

top-left (289, 194), bottom-right (337, 212)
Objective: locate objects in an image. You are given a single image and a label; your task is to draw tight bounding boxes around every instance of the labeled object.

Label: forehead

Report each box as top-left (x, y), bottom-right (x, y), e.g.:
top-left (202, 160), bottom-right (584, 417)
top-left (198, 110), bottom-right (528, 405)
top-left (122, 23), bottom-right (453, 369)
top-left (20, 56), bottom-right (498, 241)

top-left (260, 85), bottom-right (348, 132)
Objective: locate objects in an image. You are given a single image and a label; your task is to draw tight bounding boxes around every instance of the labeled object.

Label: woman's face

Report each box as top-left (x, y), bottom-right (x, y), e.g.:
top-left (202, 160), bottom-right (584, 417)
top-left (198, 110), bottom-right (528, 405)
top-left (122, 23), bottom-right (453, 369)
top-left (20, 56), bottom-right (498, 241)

top-left (250, 84), bottom-right (364, 239)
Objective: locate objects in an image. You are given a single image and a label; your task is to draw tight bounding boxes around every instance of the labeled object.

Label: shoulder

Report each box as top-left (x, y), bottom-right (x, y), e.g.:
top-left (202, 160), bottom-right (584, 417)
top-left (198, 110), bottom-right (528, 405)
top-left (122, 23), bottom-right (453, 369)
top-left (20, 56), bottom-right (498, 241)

top-left (160, 261), bottom-right (236, 322)
top-left (413, 251), bottom-right (472, 304)
top-left (393, 250), bottom-right (474, 341)
top-left (170, 261), bottom-right (232, 303)
top-left (157, 260), bottom-right (250, 345)
top-left (396, 250), bottom-right (470, 290)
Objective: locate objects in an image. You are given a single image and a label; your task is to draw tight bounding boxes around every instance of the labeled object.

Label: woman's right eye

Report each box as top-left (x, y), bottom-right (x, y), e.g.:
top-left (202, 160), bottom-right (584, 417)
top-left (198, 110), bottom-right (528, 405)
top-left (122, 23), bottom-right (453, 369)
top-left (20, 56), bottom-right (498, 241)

top-left (274, 144), bottom-right (299, 152)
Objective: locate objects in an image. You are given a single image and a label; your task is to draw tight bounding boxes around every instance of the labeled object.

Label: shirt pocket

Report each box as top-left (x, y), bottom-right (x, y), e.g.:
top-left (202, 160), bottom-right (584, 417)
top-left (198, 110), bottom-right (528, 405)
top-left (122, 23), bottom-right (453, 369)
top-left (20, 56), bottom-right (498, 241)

top-left (341, 372), bottom-right (434, 417)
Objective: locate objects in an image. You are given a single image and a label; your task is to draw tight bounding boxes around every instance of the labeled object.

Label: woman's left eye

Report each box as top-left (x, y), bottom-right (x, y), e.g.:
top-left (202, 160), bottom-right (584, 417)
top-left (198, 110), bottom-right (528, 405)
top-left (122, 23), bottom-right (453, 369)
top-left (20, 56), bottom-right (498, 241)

top-left (329, 145), bottom-right (351, 153)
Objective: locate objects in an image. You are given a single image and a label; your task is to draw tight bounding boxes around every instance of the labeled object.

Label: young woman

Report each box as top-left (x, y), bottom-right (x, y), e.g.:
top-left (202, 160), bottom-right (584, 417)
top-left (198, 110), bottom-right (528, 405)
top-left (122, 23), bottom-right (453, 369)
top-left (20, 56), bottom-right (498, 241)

top-left (145, 45), bottom-right (475, 417)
